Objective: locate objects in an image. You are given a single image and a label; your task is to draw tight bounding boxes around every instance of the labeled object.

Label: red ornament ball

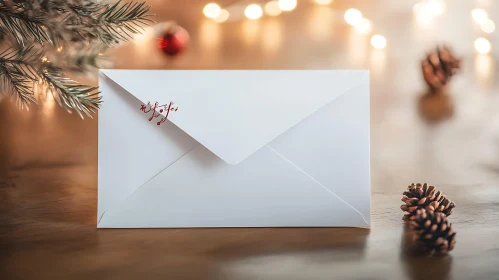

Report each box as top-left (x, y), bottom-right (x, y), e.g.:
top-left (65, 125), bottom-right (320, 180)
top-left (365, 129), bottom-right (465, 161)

top-left (158, 23), bottom-right (189, 56)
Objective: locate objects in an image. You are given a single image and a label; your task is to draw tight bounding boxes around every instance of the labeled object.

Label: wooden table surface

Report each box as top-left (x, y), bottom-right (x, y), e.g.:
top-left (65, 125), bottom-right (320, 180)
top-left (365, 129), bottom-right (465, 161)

top-left (1, 0), bottom-right (499, 279)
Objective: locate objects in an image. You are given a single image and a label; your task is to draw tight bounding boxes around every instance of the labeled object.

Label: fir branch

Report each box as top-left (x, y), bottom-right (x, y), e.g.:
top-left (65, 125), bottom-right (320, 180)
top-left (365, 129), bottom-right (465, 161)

top-left (67, 48), bottom-right (100, 72)
top-left (41, 70), bottom-right (101, 118)
top-left (0, 1), bottom-right (52, 45)
top-left (0, 46), bottom-right (42, 107)
top-left (0, 45), bottom-right (101, 118)
top-left (0, 62), bottom-right (36, 108)
top-left (68, 0), bottom-right (153, 45)
top-left (51, 44), bottom-right (104, 73)
top-left (0, 1), bottom-right (153, 47)
top-left (0, 45), bottom-right (42, 77)
top-left (0, 0), bottom-right (153, 117)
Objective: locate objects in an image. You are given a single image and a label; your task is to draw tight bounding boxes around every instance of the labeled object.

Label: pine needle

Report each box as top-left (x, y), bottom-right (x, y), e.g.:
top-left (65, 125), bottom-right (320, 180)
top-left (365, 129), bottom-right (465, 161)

top-left (0, 0), bottom-right (153, 117)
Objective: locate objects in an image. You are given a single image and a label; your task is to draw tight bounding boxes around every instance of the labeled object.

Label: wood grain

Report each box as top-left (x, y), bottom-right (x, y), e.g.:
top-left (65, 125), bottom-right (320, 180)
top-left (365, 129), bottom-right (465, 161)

top-left (1, 0), bottom-right (499, 279)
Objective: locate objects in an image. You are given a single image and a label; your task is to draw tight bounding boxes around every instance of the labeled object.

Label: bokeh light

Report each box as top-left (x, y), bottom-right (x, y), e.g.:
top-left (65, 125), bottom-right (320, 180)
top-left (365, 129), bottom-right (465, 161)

top-left (426, 0), bottom-right (446, 16)
top-left (203, 3), bottom-right (221, 19)
top-left (245, 4), bottom-right (263, 20)
top-left (262, 20), bottom-right (282, 53)
top-left (214, 9), bottom-right (230, 23)
top-left (481, 19), bottom-right (495, 33)
top-left (344, 9), bottom-right (363, 26)
top-left (475, 54), bottom-right (494, 85)
top-left (355, 18), bottom-right (372, 34)
top-left (472, 8), bottom-right (488, 25)
top-left (315, 0), bottom-right (333, 5)
top-left (371, 35), bottom-right (386, 49)
top-left (414, 3), bottom-right (433, 28)
top-left (278, 0), bottom-right (297, 12)
top-left (474, 38), bottom-right (491, 54)
top-left (413, 2), bottom-right (424, 14)
top-left (264, 1), bottom-right (282, 16)
top-left (308, 2), bottom-right (334, 42)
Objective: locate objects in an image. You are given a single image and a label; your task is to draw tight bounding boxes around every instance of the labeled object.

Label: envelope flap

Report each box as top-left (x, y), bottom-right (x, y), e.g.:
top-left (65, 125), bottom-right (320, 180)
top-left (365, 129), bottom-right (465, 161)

top-left (101, 70), bottom-right (368, 164)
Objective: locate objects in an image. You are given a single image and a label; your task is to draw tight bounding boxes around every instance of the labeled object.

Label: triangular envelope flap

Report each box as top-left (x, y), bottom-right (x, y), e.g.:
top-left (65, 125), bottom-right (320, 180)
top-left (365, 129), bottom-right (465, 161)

top-left (101, 70), bottom-right (367, 164)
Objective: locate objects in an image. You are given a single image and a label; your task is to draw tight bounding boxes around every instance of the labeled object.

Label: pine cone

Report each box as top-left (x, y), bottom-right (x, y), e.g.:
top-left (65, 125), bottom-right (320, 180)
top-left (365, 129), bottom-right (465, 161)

top-left (422, 46), bottom-right (461, 90)
top-left (410, 209), bottom-right (457, 254)
top-left (401, 183), bottom-right (456, 221)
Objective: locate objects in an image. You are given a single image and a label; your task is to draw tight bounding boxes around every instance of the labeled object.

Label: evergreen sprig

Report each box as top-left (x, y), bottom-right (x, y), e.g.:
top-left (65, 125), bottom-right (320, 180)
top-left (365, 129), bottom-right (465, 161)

top-left (0, 46), bottom-right (41, 108)
top-left (0, 0), bottom-right (153, 118)
top-left (66, 0), bottom-right (153, 45)
top-left (41, 70), bottom-right (101, 118)
top-left (0, 2), bottom-right (52, 45)
top-left (0, 45), bottom-right (101, 115)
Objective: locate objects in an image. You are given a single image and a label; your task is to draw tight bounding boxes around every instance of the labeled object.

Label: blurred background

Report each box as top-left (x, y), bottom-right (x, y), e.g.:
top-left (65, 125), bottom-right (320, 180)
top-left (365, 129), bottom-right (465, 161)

top-left (1, 0), bottom-right (498, 186)
top-left (1, 1), bottom-right (499, 279)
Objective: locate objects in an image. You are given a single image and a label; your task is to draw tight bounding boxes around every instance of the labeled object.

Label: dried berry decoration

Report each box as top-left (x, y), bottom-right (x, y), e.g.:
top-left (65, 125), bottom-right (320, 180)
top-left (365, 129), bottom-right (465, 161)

top-left (421, 46), bottom-right (461, 90)
top-left (410, 209), bottom-right (457, 254)
top-left (401, 183), bottom-right (456, 221)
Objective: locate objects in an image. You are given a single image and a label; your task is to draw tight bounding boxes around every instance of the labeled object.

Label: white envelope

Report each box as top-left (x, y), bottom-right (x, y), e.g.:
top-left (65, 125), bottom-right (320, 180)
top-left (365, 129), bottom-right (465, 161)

top-left (97, 70), bottom-right (370, 228)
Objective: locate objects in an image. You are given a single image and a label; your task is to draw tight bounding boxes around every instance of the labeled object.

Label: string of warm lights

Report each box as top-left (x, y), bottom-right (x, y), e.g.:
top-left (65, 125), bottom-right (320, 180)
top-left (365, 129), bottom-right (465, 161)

top-left (203, 0), bottom-right (388, 50)
top-left (412, 1), bottom-right (495, 54)
top-left (203, 0), bottom-right (495, 54)
top-left (410, 1), bottom-right (494, 55)
top-left (470, 8), bottom-right (494, 54)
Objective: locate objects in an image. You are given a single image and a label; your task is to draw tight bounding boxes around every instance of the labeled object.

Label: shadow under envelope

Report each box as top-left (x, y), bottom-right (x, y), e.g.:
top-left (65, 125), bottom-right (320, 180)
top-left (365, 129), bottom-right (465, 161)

top-left (215, 227), bottom-right (370, 279)
top-left (209, 228), bottom-right (370, 259)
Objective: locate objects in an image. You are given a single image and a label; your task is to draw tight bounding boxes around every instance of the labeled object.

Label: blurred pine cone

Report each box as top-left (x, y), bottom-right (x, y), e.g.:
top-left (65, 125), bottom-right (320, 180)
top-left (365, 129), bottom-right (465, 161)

top-left (410, 209), bottom-right (457, 254)
top-left (421, 46), bottom-right (461, 90)
top-left (401, 183), bottom-right (456, 221)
